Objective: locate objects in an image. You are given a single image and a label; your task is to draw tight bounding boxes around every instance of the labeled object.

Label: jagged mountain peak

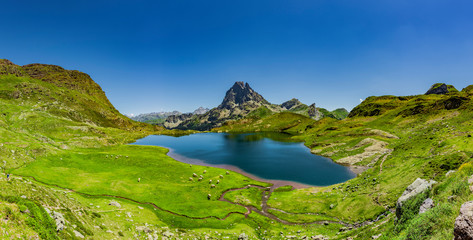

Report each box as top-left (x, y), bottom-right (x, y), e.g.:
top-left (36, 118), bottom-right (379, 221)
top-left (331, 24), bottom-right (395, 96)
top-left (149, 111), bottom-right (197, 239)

top-left (218, 82), bottom-right (268, 109)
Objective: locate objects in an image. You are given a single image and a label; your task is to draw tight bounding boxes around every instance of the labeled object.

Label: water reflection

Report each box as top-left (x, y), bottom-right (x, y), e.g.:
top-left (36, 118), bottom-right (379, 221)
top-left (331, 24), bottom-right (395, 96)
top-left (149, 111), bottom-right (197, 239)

top-left (132, 132), bottom-right (355, 186)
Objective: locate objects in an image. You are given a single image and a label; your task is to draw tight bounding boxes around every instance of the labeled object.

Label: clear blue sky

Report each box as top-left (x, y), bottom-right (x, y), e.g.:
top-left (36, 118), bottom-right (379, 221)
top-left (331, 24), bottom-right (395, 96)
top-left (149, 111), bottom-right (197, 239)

top-left (2, 1), bottom-right (473, 115)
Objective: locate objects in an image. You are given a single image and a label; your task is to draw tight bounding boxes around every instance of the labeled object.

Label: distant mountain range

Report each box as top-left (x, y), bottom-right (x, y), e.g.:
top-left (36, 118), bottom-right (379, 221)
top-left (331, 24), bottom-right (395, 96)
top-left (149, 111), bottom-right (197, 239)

top-left (164, 82), bottom-right (348, 130)
top-left (130, 107), bottom-right (210, 125)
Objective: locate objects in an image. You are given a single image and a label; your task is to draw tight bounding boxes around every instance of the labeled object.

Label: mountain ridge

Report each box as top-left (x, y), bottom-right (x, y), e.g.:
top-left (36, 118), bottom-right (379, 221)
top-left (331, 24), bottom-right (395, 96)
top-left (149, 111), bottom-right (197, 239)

top-left (165, 82), bottom-right (347, 130)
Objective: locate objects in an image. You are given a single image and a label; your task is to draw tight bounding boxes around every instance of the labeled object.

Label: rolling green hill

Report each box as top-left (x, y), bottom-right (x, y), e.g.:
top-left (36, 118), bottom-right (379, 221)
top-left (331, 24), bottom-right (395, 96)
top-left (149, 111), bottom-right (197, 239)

top-left (2, 61), bottom-right (473, 240)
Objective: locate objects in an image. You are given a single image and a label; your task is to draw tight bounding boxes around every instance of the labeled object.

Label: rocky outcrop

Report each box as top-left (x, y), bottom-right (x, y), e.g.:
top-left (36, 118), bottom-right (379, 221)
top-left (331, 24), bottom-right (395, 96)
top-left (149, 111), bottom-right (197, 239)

top-left (454, 201), bottom-right (473, 239)
top-left (425, 83), bottom-right (458, 95)
top-left (193, 107), bottom-right (209, 115)
top-left (130, 111), bottom-right (181, 123)
top-left (426, 83), bottom-right (449, 95)
top-left (337, 138), bottom-right (389, 165)
top-left (45, 208), bottom-right (65, 232)
top-left (308, 103), bottom-right (323, 120)
top-left (281, 98), bottom-right (303, 110)
top-left (164, 113), bottom-right (193, 128)
top-left (396, 178), bottom-right (436, 219)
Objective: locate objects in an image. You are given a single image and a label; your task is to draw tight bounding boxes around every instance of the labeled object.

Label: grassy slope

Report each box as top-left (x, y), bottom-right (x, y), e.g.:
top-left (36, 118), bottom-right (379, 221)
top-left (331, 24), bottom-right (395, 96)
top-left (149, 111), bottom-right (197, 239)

top-left (14, 145), bottom-right (266, 218)
top-left (3, 59), bottom-right (473, 239)
top-left (213, 89), bottom-right (473, 239)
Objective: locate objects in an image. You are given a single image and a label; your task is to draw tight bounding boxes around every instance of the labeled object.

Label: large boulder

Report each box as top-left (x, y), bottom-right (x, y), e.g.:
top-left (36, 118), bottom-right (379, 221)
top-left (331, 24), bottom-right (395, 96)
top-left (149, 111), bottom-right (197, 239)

top-left (396, 178), bottom-right (436, 219)
top-left (454, 201), bottom-right (473, 239)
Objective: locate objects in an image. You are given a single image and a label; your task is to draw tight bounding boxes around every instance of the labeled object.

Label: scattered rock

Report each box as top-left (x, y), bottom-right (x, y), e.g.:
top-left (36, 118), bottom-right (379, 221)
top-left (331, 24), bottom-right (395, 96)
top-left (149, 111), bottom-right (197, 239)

top-left (136, 226), bottom-right (152, 233)
top-left (162, 231), bottom-right (174, 237)
top-left (311, 235), bottom-right (327, 240)
top-left (396, 178), bottom-right (436, 219)
top-left (446, 170), bottom-right (456, 177)
top-left (48, 210), bottom-right (65, 232)
top-left (454, 201), bottom-right (473, 239)
top-left (108, 201), bottom-right (121, 208)
top-left (330, 204), bottom-right (335, 209)
top-left (238, 233), bottom-right (249, 240)
top-left (337, 138), bottom-right (389, 165)
top-left (20, 195), bottom-right (27, 199)
top-left (419, 198), bottom-right (434, 214)
top-left (138, 206), bottom-right (144, 210)
top-left (372, 233), bottom-right (382, 239)
top-left (73, 230), bottom-right (85, 239)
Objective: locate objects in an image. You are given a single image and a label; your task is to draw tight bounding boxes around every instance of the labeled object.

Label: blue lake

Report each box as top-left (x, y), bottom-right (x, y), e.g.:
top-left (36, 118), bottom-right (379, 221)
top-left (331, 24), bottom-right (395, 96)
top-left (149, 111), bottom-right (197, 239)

top-left (132, 132), bottom-right (355, 186)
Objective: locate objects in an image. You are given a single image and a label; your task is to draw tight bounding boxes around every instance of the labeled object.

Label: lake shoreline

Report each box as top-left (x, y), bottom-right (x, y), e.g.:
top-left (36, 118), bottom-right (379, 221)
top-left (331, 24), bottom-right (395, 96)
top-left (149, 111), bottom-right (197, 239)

top-left (133, 132), bottom-right (356, 189)
top-left (167, 148), bottom-right (321, 189)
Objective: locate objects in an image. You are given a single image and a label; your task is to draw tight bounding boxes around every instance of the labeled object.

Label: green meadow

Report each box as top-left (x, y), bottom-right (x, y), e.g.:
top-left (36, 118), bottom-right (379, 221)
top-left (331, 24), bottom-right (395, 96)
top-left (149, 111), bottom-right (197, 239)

top-left (3, 63), bottom-right (473, 239)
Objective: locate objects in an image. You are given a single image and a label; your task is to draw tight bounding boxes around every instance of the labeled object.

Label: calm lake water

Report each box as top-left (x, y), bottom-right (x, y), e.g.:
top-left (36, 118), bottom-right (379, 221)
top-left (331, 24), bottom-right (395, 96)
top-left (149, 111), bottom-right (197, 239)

top-left (132, 132), bottom-right (355, 186)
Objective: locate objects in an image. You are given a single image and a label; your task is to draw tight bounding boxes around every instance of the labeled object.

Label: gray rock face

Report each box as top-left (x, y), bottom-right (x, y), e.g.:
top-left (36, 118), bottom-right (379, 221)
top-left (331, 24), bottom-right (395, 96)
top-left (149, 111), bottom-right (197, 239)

top-left (396, 178), bottom-right (436, 219)
top-left (281, 98), bottom-right (302, 110)
top-left (308, 103), bottom-right (323, 120)
top-left (425, 83), bottom-right (448, 95)
top-left (455, 201), bottom-right (473, 240)
top-left (419, 198), bottom-right (434, 214)
top-left (46, 209), bottom-right (65, 232)
top-left (164, 113), bottom-right (193, 128)
top-left (130, 111), bottom-right (181, 123)
top-left (219, 82), bottom-right (269, 110)
top-left (193, 107), bottom-right (209, 115)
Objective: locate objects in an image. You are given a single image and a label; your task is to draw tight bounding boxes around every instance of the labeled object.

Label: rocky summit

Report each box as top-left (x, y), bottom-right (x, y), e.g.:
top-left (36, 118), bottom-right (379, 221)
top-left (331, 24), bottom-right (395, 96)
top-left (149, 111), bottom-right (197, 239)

top-left (166, 82), bottom-right (277, 130)
top-left (162, 82), bottom-right (348, 130)
top-left (218, 81), bottom-right (269, 110)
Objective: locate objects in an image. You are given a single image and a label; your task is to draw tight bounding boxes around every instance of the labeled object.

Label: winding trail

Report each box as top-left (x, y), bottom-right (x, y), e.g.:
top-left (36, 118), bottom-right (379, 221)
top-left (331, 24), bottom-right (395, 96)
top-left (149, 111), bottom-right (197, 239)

top-left (17, 175), bottom-right (387, 228)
